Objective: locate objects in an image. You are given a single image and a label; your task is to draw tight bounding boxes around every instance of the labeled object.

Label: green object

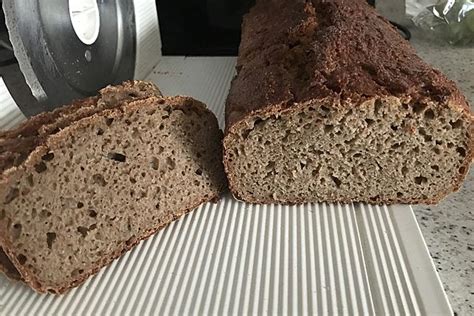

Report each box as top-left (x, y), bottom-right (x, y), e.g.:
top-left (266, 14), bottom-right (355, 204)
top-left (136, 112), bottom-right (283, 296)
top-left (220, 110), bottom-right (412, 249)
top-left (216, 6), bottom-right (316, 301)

top-left (414, 0), bottom-right (474, 45)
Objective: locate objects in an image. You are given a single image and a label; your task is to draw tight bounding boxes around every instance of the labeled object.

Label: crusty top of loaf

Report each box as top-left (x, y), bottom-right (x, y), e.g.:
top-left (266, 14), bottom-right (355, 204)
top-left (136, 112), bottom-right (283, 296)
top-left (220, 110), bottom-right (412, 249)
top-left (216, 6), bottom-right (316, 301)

top-left (225, 0), bottom-right (470, 130)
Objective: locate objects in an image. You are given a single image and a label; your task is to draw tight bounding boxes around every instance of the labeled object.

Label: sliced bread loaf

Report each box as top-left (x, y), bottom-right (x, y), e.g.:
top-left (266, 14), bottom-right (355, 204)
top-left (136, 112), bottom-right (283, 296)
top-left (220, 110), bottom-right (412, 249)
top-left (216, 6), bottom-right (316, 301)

top-left (0, 80), bottom-right (163, 281)
top-left (223, 0), bottom-right (473, 204)
top-left (0, 89), bottom-right (226, 293)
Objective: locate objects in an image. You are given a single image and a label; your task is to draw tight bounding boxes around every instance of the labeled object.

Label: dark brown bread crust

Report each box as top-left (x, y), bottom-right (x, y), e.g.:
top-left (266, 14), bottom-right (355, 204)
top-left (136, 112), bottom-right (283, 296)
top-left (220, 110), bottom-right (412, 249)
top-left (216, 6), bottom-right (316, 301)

top-left (225, 0), bottom-right (470, 132)
top-left (224, 0), bottom-right (473, 204)
top-left (0, 96), bottom-right (225, 294)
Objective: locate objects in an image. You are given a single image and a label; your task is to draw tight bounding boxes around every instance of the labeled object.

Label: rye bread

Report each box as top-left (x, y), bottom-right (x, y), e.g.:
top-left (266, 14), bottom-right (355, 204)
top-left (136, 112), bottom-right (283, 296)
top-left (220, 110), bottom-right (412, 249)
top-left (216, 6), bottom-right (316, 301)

top-left (223, 0), bottom-right (473, 204)
top-left (0, 80), bottom-right (162, 173)
top-left (0, 90), bottom-right (226, 293)
top-left (0, 81), bottom-right (163, 281)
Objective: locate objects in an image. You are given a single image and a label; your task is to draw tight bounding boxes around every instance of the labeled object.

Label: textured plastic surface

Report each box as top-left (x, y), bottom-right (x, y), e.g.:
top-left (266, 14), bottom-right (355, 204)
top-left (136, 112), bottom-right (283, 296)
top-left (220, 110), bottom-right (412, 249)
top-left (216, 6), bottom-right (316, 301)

top-left (133, 0), bottom-right (161, 80)
top-left (0, 57), bottom-right (452, 315)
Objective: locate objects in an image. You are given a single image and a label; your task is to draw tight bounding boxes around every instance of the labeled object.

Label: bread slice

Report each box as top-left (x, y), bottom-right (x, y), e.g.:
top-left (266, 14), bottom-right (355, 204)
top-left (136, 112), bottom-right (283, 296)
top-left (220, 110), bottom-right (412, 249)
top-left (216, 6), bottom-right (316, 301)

top-left (0, 80), bottom-right (163, 281)
top-left (0, 92), bottom-right (226, 293)
top-left (223, 0), bottom-right (473, 204)
top-left (0, 80), bottom-right (162, 173)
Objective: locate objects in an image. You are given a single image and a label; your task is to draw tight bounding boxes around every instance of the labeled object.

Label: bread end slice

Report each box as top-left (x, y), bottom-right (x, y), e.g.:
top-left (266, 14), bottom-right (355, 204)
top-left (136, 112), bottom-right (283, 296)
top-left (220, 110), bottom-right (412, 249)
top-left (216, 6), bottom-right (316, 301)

top-left (0, 95), bottom-right (226, 293)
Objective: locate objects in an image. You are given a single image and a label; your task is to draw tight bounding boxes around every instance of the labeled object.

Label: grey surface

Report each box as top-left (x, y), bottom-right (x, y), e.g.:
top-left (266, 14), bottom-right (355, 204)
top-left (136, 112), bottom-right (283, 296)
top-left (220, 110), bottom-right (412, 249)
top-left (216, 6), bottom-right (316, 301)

top-left (377, 1), bottom-right (474, 315)
top-left (412, 38), bottom-right (474, 315)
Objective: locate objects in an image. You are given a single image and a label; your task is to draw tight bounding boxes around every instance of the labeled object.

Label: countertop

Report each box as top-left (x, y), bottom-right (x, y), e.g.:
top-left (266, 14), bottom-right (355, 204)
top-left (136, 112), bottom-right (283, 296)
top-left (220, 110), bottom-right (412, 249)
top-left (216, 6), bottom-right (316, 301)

top-left (377, 2), bottom-right (474, 314)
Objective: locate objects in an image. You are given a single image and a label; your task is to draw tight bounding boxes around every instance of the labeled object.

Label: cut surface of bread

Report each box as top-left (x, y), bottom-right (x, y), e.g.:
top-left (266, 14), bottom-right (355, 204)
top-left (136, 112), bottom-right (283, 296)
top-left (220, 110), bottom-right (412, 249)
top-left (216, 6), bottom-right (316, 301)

top-left (0, 93), bottom-right (226, 293)
top-left (223, 0), bottom-right (473, 204)
top-left (0, 80), bottom-right (162, 173)
top-left (0, 80), bottom-right (163, 281)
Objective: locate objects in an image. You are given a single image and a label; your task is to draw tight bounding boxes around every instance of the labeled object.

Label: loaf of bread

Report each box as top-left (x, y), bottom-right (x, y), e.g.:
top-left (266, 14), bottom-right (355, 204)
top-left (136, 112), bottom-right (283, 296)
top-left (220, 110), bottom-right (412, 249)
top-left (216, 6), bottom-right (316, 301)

top-left (223, 0), bottom-right (473, 204)
top-left (0, 81), bottom-right (226, 293)
top-left (0, 80), bottom-right (163, 282)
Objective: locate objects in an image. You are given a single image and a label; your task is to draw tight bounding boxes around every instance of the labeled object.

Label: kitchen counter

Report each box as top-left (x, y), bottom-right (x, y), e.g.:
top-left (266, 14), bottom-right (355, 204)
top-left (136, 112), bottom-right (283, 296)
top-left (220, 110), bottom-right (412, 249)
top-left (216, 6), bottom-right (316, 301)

top-left (377, 2), bottom-right (474, 314)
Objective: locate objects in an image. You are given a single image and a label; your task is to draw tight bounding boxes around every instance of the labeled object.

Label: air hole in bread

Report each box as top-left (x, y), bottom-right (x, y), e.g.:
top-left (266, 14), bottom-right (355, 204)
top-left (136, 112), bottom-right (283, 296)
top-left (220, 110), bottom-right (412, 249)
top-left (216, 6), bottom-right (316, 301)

top-left (459, 166), bottom-right (466, 174)
top-left (324, 124), bottom-right (333, 133)
top-left (71, 269), bottom-right (84, 277)
top-left (107, 152), bottom-right (126, 162)
top-left (397, 192), bottom-right (403, 197)
top-left (89, 210), bottom-right (97, 217)
top-left (195, 169), bottom-right (203, 175)
top-left (77, 226), bottom-right (89, 238)
top-left (433, 147), bottom-right (441, 155)
top-left (456, 147), bottom-right (466, 157)
top-left (414, 176), bottom-right (428, 185)
top-left (77, 202), bottom-right (84, 209)
top-left (92, 174), bottom-right (107, 186)
top-left (365, 119), bottom-right (375, 127)
top-left (46, 232), bottom-right (56, 249)
top-left (412, 103), bottom-right (426, 114)
top-left (97, 128), bottom-right (104, 136)
top-left (424, 109), bottom-right (435, 120)
top-left (4, 187), bottom-right (19, 204)
top-left (431, 165), bottom-right (440, 172)
top-left (41, 152), bottom-right (55, 161)
top-left (369, 195), bottom-right (380, 201)
top-left (241, 129), bottom-right (251, 139)
top-left (17, 254), bottom-right (27, 265)
top-left (26, 174), bottom-right (34, 187)
top-left (391, 142), bottom-right (403, 149)
top-left (151, 157), bottom-right (160, 170)
top-left (40, 209), bottom-right (51, 218)
top-left (320, 105), bottom-right (330, 116)
top-left (105, 118), bottom-right (114, 126)
top-left (390, 124), bottom-right (398, 131)
top-left (166, 157), bottom-right (176, 170)
top-left (450, 119), bottom-right (463, 129)
top-left (253, 118), bottom-right (264, 128)
top-left (401, 166), bottom-right (409, 176)
top-left (11, 223), bottom-right (22, 239)
top-left (125, 119), bottom-right (132, 126)
top-left (34, 162), bottom-right (47, 173)
top-left (331, 176), bottom-right (342, 188)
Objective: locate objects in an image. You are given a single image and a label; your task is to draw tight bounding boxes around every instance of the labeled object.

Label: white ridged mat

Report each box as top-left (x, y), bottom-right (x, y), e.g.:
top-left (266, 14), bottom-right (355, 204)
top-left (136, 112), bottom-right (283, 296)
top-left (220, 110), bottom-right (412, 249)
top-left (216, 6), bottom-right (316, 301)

top-left (0, 57), bottom-right (452, 315)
